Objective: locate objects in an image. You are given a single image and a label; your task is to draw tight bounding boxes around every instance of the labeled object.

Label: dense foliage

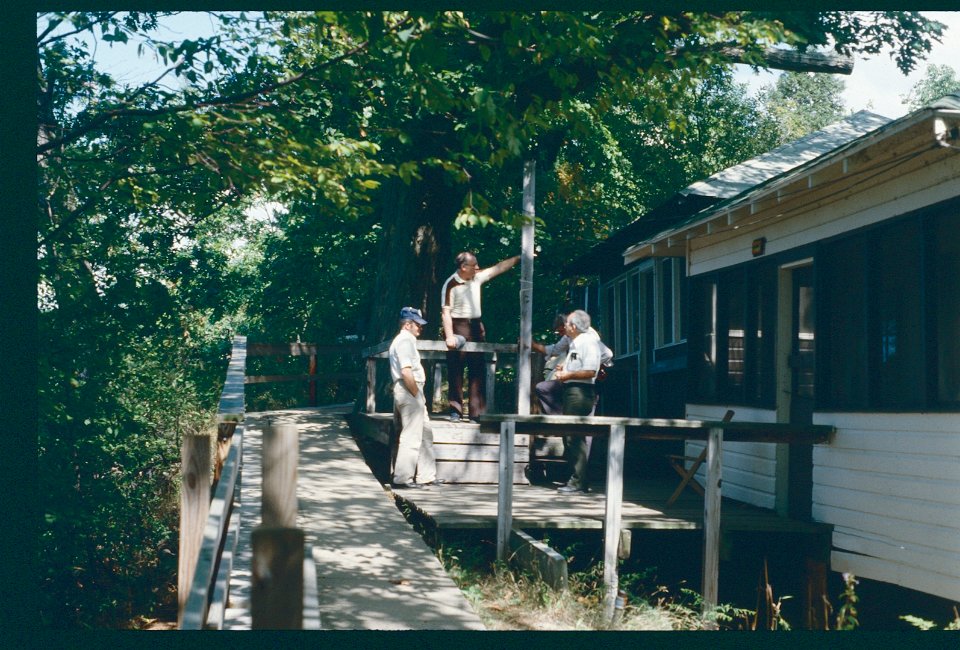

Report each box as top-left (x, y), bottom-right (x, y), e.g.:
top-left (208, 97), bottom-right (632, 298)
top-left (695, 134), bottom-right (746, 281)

top-left (36, 11), bottom-right (946, 627)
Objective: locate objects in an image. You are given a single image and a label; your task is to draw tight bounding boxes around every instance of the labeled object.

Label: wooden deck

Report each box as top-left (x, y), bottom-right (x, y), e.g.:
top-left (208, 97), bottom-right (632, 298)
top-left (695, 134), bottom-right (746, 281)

top-left (393, 473), bottom-right (831, 535)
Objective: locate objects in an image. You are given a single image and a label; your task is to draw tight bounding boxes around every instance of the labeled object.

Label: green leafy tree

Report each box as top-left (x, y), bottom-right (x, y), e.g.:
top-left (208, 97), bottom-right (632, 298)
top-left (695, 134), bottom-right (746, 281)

top-left (759, 71), bottom-right (848, 142)
top-left (903, 63), bottom-right (960, 110)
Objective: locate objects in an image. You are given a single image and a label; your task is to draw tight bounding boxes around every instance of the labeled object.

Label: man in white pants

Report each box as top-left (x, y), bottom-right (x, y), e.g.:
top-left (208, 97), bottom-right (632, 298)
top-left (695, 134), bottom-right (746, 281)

top-left (389, 306), bottom-right (445, 489)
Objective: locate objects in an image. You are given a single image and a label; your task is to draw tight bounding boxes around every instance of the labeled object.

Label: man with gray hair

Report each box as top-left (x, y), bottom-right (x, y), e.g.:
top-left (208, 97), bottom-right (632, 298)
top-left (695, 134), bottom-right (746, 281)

top-left (553, 309), bottom-right (603, 493)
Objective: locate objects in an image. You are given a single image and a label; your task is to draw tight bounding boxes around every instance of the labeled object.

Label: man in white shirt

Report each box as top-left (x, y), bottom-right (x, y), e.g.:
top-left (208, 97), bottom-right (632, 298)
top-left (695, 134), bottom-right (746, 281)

top-left (440, 251), bottom-right (520, 421)
top-left (389, 306), bottom-right (443, 489)
top-left (553, 309), bottom-right (602, 493)
top-left (532, 311), bottom-right (613, 416)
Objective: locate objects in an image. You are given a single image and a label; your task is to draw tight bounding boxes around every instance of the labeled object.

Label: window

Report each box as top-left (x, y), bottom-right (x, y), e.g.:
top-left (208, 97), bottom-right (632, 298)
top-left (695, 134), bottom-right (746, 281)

top-left (820, 237), bottom-right (868, 406)
top-left (656, 258), bottom-right (686, 347)
top-left (600, 267), bottom-right (644, 358)
top-left (688, 263), bottom-right (777, 407)
top-left (819, 202), bottom-right (959, 410)
top-left (934, 212), bottom-right (960, 404)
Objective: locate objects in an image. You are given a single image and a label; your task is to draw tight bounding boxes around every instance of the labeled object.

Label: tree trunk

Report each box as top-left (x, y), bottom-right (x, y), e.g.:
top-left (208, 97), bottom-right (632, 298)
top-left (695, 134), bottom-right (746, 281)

top-left (364, 168), bottom-right (464, 347)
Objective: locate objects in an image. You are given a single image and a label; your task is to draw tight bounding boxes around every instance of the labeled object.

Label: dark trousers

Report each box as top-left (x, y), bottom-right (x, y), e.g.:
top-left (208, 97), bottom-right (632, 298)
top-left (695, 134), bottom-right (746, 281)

top-left (447, 318), bottom-right (486, 418)
top-left (562, 383), bottom-right (596, 490)
top-left (534, 379), bottom-right (564, 415)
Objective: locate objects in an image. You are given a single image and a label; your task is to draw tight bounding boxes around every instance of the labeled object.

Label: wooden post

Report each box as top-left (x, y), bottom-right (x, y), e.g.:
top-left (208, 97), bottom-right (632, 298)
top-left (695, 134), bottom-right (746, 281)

top-left (486, 353), bottom-right (497, 414)
top-left (366, 358), bottom-right (377, 413)
top-left (262, 423), bottom-right (298, 528)
top-left (251, 527), bottom-right (305, 629)
top-left (602, 424), bottom-right (625, 622)
top-left (701, 426), bottom-right (723, 624)
top-left (496, 419), bottom-right (516, 562)
top-left (178, 433), bottom-right (211, 626)
top-left (517, 159), bottom-right (535, 416)
top-left (213, 421), bottom-right (236, 484)
top-left (308, 353), bottom-right (317, 407)
top-left (432, 362), bottom-right (444, 411)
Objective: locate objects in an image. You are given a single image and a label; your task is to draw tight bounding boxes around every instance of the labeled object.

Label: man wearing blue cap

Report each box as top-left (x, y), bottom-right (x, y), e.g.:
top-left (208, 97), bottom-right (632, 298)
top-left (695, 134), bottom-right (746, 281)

top-left (389, 306), bottom-right (444, 489)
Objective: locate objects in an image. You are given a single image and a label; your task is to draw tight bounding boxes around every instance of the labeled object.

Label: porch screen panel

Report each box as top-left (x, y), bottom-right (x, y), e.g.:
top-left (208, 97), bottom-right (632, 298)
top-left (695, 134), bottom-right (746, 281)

top-left (721, 267), bottom-right (747, 401)
top-left (748, 264), bottom-right (777, 406)
top-left (821, 236), bottom-right (868, 408)
top-left (871, 219), bottom-right (924, 407)
top-left (629, 271), bottom-right (640, 354)
top-left (934, 211), bottom-right (960, 405)
top-left (689, 276), bottom-right (718, 402)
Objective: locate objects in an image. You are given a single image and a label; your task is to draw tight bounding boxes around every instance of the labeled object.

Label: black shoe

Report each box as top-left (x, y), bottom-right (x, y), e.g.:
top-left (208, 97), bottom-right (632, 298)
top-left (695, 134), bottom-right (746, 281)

top-left (448, 412), bottom-right (461, 422)
top-left (423, 478), bottom-right (447, 486)
top-left (391, 481), bottom-right (422, 490)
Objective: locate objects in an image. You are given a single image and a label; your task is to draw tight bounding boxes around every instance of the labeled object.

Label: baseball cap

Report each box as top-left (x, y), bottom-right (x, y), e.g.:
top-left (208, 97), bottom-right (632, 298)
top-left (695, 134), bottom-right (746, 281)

top-left (399, 306), bottom-right (427, 325)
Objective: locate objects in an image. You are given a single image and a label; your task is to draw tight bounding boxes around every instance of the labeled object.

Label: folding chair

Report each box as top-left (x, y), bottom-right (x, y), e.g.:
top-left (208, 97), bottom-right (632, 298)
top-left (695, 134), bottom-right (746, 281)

top-left (665, 409), bottom-right (734, 506)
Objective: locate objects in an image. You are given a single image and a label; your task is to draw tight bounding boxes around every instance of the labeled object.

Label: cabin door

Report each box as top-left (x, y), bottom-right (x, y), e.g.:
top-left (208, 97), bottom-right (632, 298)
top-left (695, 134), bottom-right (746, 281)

top-left (776, 261), bottom-right (815, 519)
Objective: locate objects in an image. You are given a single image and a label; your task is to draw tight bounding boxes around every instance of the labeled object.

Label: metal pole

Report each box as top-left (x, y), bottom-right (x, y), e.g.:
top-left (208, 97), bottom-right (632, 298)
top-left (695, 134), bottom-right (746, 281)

top-left (517, 160), bottom-right (535, 415)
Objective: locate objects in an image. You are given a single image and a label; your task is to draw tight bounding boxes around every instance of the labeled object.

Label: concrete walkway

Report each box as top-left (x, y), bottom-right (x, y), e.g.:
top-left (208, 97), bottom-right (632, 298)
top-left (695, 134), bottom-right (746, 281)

top-left (223, 406), bottom-right (485, 630)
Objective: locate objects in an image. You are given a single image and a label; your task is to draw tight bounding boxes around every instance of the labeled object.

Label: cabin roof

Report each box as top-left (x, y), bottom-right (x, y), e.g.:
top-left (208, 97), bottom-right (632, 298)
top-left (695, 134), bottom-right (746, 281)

top-left (623, 94), bottom-right (960, 262)
top-left (567, 110), bottom-right (891, 277)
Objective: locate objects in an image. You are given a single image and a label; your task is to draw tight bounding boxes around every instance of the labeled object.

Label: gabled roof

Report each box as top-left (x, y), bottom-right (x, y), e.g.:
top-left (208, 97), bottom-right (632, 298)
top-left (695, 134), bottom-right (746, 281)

top-left (623, 94), bottom-right (960, 263)
top-left (567, 110), bottom-right (892, 277)
top-left (681, 110), bottom-right (891, 199)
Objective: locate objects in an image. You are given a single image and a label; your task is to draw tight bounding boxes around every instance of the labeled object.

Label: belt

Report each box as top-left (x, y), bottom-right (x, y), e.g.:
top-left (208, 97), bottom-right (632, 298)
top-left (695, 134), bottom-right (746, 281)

top-left (452, 317), bottom-right (482, 322)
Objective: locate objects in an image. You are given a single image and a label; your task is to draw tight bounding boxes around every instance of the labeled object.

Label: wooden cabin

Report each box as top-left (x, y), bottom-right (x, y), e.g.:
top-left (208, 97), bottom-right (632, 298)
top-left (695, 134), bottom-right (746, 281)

top-left (581, 94), bottom-right (960, 602)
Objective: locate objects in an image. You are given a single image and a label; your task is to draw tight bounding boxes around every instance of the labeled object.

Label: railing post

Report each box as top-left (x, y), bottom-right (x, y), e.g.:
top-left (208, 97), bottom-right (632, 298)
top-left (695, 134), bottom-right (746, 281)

top-left (251, 527), bottom-right (305, 629)
top-left (366, 358), bottom-right (377, 413)
top-left (496, 419), bottom-right (515, 562)
top-left (262, 423), bottom-right (298, 528)
top-left (602, 424), bottom-right (625, 623)
top-left (432, 361), bottom-right (444, 411)
top-left (486, 352), bottom-right (497, 413)
top-left (308, 353), bottom-right (317, 407)
top-left (178, 433), bottom-right (211, 627)
top-left (701, 426), bottom-right (723, 626)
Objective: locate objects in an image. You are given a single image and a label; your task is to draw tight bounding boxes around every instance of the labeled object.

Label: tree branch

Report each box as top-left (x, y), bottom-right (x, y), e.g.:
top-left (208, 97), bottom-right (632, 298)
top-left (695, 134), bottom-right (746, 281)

top-left (712, 46), bottom-right (855, 75)
top-left (38, 15), bottom-right (414, 157)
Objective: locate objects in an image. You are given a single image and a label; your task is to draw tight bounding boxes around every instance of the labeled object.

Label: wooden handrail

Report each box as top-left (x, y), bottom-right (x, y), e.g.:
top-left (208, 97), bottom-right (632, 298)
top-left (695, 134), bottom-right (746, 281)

top-left (247, 342), bottom-right (363, 357)
top-left (179, 335), bottom-right (247, 630)
top-left (362, 338), bottom-right (517, 359)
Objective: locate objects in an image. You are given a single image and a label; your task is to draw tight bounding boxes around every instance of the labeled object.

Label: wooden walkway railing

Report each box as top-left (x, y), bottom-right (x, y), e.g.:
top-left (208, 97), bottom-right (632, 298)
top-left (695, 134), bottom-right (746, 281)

top-left (179, 335), bottom-right (247, 629)
top-left (361, 339), bottom-right (519, 414)
top-left (178, 336), bottom-right (363, 629)
top-left (245, 341), bottom-right (363, 406)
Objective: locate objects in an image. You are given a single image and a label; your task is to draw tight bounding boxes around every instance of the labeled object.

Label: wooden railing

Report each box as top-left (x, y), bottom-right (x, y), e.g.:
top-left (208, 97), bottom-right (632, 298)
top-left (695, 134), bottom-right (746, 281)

top-left (179, 335), bottom-right (247, 629)
top-left (361, 339), bottom-right (519, 414)
top-left (477, 413), bottom-right (835, 624)
top-left (245, 342), bottom-right (363, 407)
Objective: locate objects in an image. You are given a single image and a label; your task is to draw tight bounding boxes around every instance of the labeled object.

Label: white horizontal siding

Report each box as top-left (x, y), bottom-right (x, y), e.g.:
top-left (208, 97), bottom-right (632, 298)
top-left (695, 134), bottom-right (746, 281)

top-left (813, 412), bottom-right (960, 601)
top-left (684, 404), bottom-right (778, 509)
top-left (832, 551), bottom-right (960, 603)
top-left (832, 529), bottom-right (960, 577)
